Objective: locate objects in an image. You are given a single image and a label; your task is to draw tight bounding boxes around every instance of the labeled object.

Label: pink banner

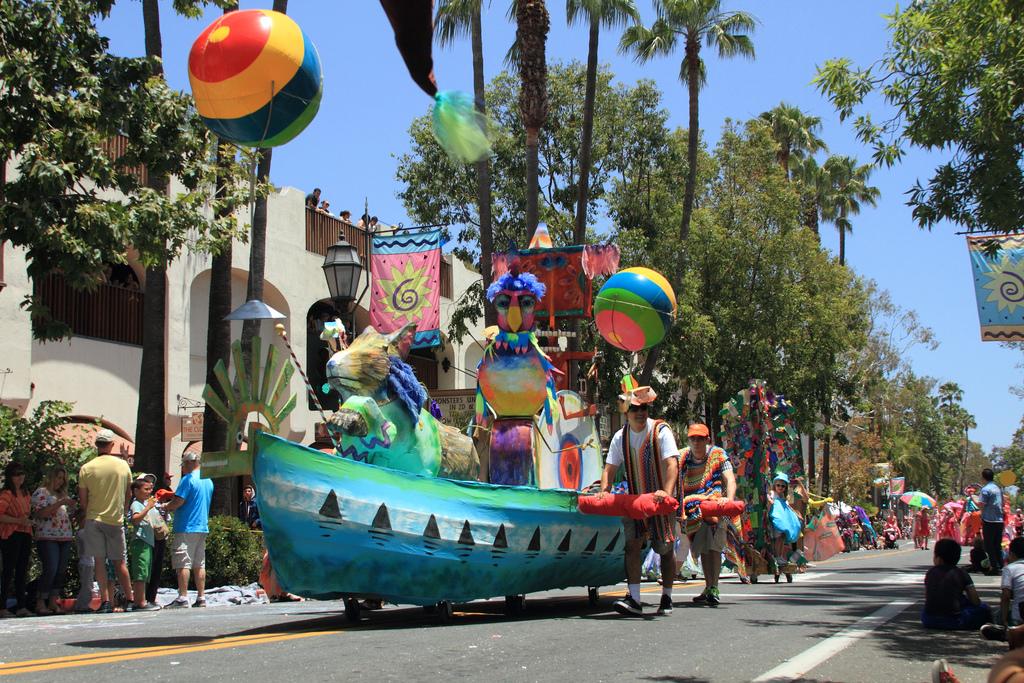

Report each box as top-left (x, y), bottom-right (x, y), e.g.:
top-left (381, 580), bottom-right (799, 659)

top-left (369, 229), bottom-right (441, 348)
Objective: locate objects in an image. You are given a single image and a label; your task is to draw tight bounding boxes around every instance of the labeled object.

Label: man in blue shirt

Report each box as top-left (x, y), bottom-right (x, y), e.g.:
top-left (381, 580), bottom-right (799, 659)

top-left (980, 468), bottom-right (1005, 575)
top-left (163, 452), bottom-right (214, 608)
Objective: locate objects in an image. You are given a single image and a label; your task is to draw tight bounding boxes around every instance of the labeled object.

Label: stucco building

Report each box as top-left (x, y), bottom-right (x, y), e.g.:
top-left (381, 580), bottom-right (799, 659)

top-left (0, 149), bottom-right (484, 474)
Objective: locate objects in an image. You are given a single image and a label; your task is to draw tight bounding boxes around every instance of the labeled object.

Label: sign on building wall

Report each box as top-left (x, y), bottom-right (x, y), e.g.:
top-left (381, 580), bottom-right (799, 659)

top-left (180, 412), bottom-right (204, 441)
top-left (431, 389), bottom-right (476, 426)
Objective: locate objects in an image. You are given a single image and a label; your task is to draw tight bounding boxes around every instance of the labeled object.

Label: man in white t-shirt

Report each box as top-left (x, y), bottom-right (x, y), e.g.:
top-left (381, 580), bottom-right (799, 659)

top-left (598, 375), bottom-right (679, 617)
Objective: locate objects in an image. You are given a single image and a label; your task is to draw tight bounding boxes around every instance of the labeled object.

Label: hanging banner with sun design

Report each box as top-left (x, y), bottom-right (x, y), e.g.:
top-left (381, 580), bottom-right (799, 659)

top-left (370, 229), bottom-right (441, 349)
top-left (967, 234), bottom-right (1024, 341)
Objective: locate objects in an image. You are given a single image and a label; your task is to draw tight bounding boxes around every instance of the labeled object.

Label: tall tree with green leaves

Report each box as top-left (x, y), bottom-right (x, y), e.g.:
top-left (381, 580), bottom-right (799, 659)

top-left (757, 102), bottom-right (826, 179)
top-left (517, 0), bottom-right (550, 242)
top-left (567, 0), bottom-right (638, 244)
top-left (790, 155), bottom-right (829, 240)
top-left (436, 0), bottom-right (496, 326)
top-left (620, 0), bottom-right (755, 244)
top-left (822, 155), bottom-right (879, 266)
top-left (814, 0), bottom-right (1024, 234)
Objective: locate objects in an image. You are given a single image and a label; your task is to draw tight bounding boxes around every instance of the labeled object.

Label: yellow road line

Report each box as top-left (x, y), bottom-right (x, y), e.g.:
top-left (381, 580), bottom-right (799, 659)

top-left (0, 630), bottom-right (338, 676)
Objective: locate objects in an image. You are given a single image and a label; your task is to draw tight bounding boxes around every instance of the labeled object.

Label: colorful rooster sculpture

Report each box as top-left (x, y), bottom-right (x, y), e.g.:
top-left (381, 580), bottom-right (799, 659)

top-left (475, 263), bottom-right (559, 485)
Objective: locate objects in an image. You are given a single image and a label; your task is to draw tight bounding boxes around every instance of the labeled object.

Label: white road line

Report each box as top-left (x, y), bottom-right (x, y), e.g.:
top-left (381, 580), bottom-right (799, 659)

top-left (750, 599), bottom-right (914, 682)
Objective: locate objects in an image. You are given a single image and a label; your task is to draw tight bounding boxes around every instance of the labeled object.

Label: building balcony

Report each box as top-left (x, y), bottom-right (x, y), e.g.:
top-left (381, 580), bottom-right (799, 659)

top-left (34, 272), bottom-right (144, 346)
top-left (303, 208), bottom-right (453, 299)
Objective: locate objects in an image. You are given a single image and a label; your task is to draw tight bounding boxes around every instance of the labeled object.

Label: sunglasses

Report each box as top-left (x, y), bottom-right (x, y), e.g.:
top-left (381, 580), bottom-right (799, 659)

top-left (627, 404), bottom-right (649, 413)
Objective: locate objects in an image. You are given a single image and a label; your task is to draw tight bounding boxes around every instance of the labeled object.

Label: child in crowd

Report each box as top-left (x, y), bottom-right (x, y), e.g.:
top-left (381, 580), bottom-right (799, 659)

top-left (968, 536), bottom-right (989, 573)
top-left (128, 479), bottom-right (160, 612)
top-left (921, 538), bottom-right (991, 630)
top-left (981, 538), bottom-right (1024, 641)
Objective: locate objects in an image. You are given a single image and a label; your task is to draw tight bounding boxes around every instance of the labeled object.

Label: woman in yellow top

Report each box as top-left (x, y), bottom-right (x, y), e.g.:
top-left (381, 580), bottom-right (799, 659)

top-left (0, 462), bottom-right (33, 617)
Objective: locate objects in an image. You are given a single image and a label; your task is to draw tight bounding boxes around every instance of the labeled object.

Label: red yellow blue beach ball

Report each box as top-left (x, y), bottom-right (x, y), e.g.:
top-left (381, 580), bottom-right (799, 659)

top-left (594, 267), bottom-right (676, 352)
top-left (188, 10), bottom-right (322, 147)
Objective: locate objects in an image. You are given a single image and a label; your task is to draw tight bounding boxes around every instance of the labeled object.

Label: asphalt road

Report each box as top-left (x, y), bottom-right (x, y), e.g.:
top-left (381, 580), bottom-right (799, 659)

top-left (0, 543), bottom-right (1008, 682)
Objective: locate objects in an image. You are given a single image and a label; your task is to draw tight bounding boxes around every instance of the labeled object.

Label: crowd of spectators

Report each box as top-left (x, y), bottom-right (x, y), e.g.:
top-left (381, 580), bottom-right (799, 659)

top-left (305, 188), bottom-right (388, 233)
top-left (0, 429), bottom-right (266, 617)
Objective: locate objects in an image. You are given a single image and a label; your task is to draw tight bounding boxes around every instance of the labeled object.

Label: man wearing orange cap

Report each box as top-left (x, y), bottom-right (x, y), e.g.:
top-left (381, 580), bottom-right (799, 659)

top-left (679, 422), bottom-right (736, 607)
top-left (598, 375), bottom-right (679, 616)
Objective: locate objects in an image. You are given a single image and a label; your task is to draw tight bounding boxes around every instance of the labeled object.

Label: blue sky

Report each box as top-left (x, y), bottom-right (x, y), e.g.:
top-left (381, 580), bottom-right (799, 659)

top-left (98, 1), bottom-right (1022, 451)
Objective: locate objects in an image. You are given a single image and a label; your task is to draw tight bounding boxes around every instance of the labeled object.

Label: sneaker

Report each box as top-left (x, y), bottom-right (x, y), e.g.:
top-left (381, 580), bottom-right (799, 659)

top-left (931, 658), bottom-right (961, 683)
top-left (657, 594), bottom-right (673, 615)
top-left (980, 623), bottom-right (1007, 642)
top-left (612, 595), bottom-right (643, 616)
top-left (133, 603), bottom-right (161, 612)
top-left (165, 597), bottom-right (190, 609)
top-left (14, 608), bottom-right (32, 618)
top-left (0, 609), bottom-right (13, 618)
top-left (692, 590), bottom-right (709, 605)
top-left (96, 602), bottom-right (113, 614)
top-left (706, 587), bottom-right (721, 607)
top-left (192, 597), bottom-right (206, 608)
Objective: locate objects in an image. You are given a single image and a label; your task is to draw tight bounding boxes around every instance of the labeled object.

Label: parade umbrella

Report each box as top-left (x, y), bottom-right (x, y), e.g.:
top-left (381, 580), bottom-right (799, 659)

top-left (900, 491), bottom-right (936, 508)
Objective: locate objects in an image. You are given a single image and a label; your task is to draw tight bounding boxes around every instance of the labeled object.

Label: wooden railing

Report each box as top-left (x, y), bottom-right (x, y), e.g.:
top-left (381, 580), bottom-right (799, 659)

top-left (34, 273), bottom-right (144, 346)
top-left (98, 135), bottom-right (149, 186)
top-left (304, 208), bottom-right (370, 265)
top-left (440, 258), bottom-right (453, 300)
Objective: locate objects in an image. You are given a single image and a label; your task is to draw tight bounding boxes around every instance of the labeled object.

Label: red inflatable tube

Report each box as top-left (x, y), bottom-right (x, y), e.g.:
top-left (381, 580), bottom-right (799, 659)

top-left (578, 493), bottom-right (679, 520)
top-left (698, 499), bottom-right (745, 518)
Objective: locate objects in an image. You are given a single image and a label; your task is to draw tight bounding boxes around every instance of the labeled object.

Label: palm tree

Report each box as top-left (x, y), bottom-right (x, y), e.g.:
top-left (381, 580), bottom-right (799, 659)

top-left (757, 102), bottom-right (826, 179)
top-left (567, 0), bottom-right (638, 245)
top-left (790, 155), bottom-right (830, 240)
top-left (436, 0), bottom-right (496, 326)
top-left (135, 0), bottom-right (169, 479)
top-left (938, 381), bottom-right (964, 412)
top-left (620, 0), bottom-right (755, 243)
top-left (822, 155), bottom-right (880, 266)
top-left (517, 0), bottom-right (550, 242)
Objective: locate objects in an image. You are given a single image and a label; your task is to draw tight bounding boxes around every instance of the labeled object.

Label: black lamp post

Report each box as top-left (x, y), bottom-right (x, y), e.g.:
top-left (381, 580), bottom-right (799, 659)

top-left (322, 239), bottom-right (364, 329)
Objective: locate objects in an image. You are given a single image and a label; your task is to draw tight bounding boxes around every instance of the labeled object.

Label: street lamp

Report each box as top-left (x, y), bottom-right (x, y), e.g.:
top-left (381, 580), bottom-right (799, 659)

top-left (322, 239), bottom-right (364, 329)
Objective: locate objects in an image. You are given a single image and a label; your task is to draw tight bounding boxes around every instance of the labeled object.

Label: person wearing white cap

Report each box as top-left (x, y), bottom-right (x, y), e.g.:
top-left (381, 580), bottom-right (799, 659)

top-left (161, 451), bottom-right (213, 608)
top-left (77, 429), bottom-right (134, 612)
top-left (598, 375), bottom-right (680, 617)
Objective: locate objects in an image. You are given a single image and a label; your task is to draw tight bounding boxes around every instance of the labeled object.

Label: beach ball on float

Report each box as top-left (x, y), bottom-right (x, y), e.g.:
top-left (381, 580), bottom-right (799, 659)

top-left (188, 10), bottom-right (322, 147)
top-left (594, 267), bottom-right (676, 352)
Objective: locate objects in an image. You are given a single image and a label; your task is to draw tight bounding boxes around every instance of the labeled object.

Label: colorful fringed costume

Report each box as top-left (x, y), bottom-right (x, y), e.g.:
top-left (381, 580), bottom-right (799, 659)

top-left (621, 420), bottom-right (676, 549)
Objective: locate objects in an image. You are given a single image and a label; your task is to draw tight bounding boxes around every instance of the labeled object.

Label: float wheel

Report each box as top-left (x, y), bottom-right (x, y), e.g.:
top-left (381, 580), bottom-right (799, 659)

top-left (344, 597), bottom-right (361, 622)
top-left (504, 594), bottom-right (525, 616)
top-left (435, 600), bottom-right (454, 622)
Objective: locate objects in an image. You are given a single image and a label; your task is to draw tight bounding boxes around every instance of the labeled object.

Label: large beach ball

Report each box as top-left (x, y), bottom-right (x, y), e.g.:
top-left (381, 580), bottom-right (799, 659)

top-left (188, 10), bottom-right (322, 147)
top-left (594, 267), bottom-right (676, 352)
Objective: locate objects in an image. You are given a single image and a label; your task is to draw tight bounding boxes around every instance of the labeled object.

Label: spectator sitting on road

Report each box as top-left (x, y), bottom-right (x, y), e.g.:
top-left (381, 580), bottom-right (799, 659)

top-left (921, 538), bottom-right (992, 630)
top-left (968, 536), bottom-right (990, 573)
top-left (238, 484), bottom-right (261, 530)
top-left (981, 538), bottom-right (1024, 642)
top-left (162, 452), bottom-right (214, 609)
top-left (127, 479), bottom-right (160, 611)
top-left (305, 187), bottom-right (321, 208)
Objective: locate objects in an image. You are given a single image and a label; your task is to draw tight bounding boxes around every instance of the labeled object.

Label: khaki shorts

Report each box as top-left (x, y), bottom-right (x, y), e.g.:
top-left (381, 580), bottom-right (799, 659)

top-left (688, 521), bottom-right (728, 557)
top-left (171, 532), bottom-right (207, 570)
top-left (81, 519), bottom-right (127, 564)
top-left (623, 516), bottom-right (678, 555)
